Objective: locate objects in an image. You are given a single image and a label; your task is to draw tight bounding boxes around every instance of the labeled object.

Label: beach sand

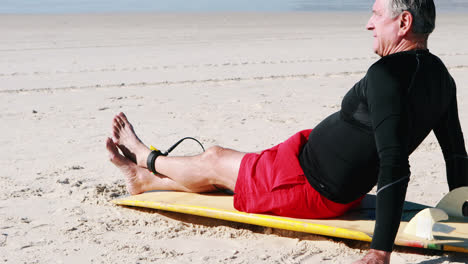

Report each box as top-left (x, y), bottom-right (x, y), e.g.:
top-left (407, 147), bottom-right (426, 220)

top-left (0, 12), bottom-right (467, 263)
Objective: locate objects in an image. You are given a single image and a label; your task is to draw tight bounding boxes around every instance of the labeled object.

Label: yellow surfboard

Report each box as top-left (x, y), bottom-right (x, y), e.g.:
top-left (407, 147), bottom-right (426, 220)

top-left (112, 190), bottom-right (468, 254)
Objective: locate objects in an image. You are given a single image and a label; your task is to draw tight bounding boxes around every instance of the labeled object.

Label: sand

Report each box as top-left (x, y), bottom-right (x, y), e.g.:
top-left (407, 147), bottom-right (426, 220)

top-left (0, 12), bottom-right (467, 263)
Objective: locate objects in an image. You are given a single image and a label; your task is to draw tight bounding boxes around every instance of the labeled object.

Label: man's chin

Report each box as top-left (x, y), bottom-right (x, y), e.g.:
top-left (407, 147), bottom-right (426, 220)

top-left (372, 44), bottom-right (379, 55)
top-left (373, 48), bottom-right (383, 57)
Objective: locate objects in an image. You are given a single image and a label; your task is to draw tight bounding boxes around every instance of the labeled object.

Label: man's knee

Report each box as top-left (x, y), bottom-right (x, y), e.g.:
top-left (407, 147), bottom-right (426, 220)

top-left (199, 145), bottom-right (241, 189)
top-left (191, 146), bottom-right (224, 182)
top-left (201, 145), bottom-right (226, 164)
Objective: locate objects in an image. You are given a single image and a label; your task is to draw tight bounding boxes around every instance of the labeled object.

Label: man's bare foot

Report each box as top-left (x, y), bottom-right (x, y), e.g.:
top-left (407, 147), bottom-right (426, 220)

top-left (112, 112), bottom-right (151, 168)
top-left (106, 137), bottom-right (154, 195)
top-left (106, 138), bottom-right (191, 194)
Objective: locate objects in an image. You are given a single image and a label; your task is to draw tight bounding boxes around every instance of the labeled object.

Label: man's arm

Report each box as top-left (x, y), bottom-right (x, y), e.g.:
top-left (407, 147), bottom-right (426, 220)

top-left (366, 62), bottom-right (411, 254)
top-left (433, 84), bottom-right (468, 190)
top-left (351, 61), bottom-right (411, 264)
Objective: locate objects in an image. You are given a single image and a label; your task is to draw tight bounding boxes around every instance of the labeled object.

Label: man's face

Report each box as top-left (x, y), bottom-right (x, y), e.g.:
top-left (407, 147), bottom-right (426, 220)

top-left (366, 0), bottom-right (402, 57)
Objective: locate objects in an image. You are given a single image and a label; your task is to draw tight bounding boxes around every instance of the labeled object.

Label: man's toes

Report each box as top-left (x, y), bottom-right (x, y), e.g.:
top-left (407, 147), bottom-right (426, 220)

top-left (119, 112), bottom-right (130, 124)
top-left (106, 138), bottom-right (127, 166)
top-left (116, 115), bottom-right (127, 129)
top-left (113, 116), bottom-right (123, 129)
top-left (118, 112), bottom-right (134, 129)
top-left (106, 137), bottom-right (118, 155)
top-left (118, 112), bottom-right (127, 120)
top-left (113, 126), bottom-right (120, 139)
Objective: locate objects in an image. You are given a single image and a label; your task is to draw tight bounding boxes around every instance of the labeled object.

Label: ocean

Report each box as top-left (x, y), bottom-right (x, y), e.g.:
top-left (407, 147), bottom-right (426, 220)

top-left (0, 0), bottom-right (467, 14)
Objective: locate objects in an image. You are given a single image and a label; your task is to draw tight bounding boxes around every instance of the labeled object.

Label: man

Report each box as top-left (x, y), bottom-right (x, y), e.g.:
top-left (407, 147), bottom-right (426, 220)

top-left (106, 0), bottom-right (467, 263)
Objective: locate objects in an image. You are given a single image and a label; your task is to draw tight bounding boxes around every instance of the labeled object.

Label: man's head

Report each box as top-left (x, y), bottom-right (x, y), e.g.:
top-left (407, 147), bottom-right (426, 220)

top-left (366, 0), bottom-right (436, 57)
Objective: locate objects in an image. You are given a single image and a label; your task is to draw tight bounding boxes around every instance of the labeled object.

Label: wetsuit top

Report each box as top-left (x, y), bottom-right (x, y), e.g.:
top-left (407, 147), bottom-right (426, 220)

top-left (299, 49), bottom-right (468, 251)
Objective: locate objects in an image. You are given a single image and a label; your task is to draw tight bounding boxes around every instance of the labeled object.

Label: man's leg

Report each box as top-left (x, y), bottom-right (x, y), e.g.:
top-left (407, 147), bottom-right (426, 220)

top-left (153, 146), bottom-right (244, 191)
top-left (109, 112), bottom-right (245, 193)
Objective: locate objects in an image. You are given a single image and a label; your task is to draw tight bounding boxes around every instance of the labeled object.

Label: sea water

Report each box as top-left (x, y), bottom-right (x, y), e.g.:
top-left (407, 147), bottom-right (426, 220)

top-left (0, 0), bottom-right (467, 14)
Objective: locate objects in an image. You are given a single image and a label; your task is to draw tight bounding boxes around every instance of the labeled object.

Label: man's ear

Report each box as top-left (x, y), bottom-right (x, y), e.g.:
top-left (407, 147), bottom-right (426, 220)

top-left (398, 11), bottom-right (413, 36)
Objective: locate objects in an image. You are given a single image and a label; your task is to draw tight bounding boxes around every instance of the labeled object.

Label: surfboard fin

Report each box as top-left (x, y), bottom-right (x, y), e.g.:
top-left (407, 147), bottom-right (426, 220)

top-left (403, 208), bottom-right (448, 240)
top-left (435, 186), bottom-right (468, 218)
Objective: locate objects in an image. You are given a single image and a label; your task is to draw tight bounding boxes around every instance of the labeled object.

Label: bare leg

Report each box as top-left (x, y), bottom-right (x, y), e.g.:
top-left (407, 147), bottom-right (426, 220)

top-left (106, 138), bottom-right (216, 194)
top-left (110, 112), bottom-right (246, 192)
top-left (154, 146), bottom-right (245, 191)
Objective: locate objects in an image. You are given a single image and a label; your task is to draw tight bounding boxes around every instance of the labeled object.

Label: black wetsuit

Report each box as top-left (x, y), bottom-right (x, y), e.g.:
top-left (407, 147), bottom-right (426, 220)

top-left (299, 49), bottom-right (468, 251)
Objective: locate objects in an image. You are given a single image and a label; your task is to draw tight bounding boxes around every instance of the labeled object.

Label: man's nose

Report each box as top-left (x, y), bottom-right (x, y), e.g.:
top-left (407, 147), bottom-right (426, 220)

top-left (366, 19), bottom-right (374, 30)
top-left (366, 16), bottom-right (374, 30)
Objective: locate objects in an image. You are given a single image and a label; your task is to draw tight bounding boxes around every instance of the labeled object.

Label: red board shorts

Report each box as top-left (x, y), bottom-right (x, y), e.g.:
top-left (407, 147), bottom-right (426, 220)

top-left (234, 129), bottom-right (363, 219)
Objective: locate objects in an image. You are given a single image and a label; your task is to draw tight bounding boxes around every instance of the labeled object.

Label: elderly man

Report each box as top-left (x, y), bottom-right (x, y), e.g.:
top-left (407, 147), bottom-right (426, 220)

top-left (106, 0), bottom-right (467, 263)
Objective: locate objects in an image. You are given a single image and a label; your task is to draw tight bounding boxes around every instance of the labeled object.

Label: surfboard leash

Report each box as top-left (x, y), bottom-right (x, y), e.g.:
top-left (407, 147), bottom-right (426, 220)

top-left (147, 137), bottom-right (205, 176)
top-left (150, 137), bottom-right (205, 156)
top-left (147, 137), bottom-right (234, 195)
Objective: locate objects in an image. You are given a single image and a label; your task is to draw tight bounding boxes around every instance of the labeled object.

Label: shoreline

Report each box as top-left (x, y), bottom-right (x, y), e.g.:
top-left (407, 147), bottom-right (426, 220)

top-left (2, 9), bottom-right (468, 15)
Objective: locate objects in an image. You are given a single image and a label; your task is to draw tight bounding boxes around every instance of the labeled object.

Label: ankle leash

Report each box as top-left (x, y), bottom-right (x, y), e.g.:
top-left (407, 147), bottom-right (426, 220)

top-left (146, 137), bottom-right (234, 195)
top-left (147, 137), bottom-right (205, 175)
top-left (146, 147), bottom-right (166, 175)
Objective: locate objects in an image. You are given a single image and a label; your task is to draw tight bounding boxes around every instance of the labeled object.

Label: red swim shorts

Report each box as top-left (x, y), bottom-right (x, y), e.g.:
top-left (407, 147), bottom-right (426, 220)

top-left (234, 129), bottom-right (363, 219)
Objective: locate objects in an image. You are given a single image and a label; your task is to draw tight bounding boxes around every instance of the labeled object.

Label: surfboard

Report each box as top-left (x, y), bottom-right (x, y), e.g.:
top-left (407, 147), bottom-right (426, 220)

top-left (112, 189), bottom-right (468, 254)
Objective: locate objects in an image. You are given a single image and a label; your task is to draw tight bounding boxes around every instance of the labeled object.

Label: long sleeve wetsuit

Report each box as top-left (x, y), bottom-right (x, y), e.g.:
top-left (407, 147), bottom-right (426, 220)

top-left (299, 49), bottom-right (468, 251)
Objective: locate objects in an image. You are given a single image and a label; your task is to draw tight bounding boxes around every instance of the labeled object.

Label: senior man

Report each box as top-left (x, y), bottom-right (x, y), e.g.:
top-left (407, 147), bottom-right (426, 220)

top-left (106, 0), bottom-right (468, 263)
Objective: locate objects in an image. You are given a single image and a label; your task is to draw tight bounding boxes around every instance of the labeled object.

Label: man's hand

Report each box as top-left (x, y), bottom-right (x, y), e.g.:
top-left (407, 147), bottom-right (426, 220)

top-left (352, 249), bottom-right (391, 264)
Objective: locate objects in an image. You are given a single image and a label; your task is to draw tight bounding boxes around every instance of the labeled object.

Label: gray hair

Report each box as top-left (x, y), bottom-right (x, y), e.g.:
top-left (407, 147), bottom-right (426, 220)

top-left (387, 0), bottom-right (436, 35)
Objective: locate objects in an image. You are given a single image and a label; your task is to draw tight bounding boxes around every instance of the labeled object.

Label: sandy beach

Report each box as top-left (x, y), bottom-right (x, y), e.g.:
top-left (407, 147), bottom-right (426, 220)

top-left (1, 12), bottom-right (467, 263)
